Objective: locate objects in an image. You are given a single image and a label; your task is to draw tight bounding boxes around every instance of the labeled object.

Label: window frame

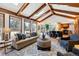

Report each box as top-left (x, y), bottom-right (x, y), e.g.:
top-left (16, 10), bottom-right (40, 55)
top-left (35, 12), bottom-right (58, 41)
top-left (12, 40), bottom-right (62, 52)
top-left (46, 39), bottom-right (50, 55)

top-left (24, 19), bottom-right (31, 34)
top-left (9, 15), bottom-right (22, 38)
top-left (0, 13), bottom-right (5, 40)
top-left (31, 21), bottom-right (37, 33)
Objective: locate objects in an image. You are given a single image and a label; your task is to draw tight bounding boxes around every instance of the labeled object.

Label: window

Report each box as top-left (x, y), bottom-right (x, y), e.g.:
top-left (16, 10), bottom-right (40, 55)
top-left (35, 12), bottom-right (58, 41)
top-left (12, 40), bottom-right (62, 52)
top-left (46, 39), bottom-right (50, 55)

top-left (9, 16), bottom-right (21, 38)
top-left (31, 21), bottom-right (37, 32)
top-left (49, 24), bottom-right (55, 31)
top-left (41, 25), bottom-right (46, 32)
top-left (0, 14), bottom-right (4, 41)
top-left (24, 19), bottom-right (30, 34)
top-left (41, 24), bottom-right (55, 32)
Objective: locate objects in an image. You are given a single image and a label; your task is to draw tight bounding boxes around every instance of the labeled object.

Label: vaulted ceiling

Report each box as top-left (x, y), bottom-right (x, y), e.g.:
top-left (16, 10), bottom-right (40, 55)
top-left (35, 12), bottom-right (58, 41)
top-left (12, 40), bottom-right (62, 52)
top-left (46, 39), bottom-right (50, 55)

top-left (0, 3), bottom-right (79, 22)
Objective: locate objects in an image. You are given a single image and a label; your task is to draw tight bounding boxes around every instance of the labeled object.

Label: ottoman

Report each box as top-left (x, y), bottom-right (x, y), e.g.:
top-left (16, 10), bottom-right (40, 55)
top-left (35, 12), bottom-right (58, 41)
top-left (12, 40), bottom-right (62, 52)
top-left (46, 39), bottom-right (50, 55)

top-left (37, 38), bottom-right (51, 51)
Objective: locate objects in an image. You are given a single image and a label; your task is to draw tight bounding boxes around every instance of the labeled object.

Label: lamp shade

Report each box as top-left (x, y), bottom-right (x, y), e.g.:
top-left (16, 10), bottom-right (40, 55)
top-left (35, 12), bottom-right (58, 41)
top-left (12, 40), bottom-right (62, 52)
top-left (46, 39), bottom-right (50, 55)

top-left (3, 27), bottom-right (11, 33)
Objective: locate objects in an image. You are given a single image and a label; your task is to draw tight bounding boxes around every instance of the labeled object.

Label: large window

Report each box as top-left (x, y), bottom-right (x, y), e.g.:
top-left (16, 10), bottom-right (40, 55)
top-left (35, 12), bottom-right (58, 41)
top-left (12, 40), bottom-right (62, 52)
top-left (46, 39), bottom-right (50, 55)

top-left (0, 13), bottom-right (4, 41)
top-left (31, 21), bottom-right (37, 32)
top-left (41, 25), bottom-right (46, 32)
top-left (9, 16), bottom-right (21, 38)
top-left (24, 19), bottom-right (30, 36)
top-left (41, 24), bottom-right (55, 32)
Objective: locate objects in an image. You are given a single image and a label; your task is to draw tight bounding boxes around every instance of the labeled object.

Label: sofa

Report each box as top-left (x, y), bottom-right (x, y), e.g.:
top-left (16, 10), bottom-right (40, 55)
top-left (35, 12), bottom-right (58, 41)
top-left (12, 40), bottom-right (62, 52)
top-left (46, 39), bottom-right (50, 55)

top-left (12, 33), bottom-right (38, 50)
top-left (49, 31), bottom-right (62, 38)
top-left (60, 34), bottom-right (79, 52)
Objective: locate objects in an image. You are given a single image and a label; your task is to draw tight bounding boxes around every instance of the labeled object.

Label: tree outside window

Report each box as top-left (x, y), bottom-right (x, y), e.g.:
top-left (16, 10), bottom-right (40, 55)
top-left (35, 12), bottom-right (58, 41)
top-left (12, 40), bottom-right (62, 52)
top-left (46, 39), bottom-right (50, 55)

top-left (9, 16), bottom-right (21, 38)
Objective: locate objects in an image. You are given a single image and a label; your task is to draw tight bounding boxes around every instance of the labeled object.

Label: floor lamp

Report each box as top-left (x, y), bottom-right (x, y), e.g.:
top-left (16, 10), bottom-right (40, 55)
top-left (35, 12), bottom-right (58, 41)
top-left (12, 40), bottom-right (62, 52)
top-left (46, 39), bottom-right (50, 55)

top-left (3, 27), bottom-right (11, 54)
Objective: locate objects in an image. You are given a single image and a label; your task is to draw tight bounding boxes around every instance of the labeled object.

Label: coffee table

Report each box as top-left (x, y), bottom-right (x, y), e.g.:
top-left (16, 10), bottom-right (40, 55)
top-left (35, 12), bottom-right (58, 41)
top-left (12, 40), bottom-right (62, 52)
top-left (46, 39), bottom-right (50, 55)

top-left (37, 38), bottom-right (51, 51)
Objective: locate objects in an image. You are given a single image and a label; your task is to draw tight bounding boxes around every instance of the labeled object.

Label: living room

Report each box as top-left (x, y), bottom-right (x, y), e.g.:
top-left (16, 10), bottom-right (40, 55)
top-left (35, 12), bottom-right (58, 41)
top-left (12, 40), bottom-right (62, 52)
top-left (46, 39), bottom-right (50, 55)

top-left (0, 3), bottom-right (79, 56)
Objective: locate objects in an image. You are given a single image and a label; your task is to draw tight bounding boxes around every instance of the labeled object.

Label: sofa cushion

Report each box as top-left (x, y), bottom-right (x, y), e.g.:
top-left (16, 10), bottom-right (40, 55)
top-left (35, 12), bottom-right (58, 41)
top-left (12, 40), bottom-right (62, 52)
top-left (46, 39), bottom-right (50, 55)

top-left (16, 33), bottom-right (27, 40)
top-left (16, 33), bottom-right (22, 40)
top-left (21, 34), bottom-right (26, 39)
top-left (31, 32), bottom-right (37, 37)
top-left (26, 33), bottom-right (30, 38)
top-left (56, 31), bottom-right (62, 37)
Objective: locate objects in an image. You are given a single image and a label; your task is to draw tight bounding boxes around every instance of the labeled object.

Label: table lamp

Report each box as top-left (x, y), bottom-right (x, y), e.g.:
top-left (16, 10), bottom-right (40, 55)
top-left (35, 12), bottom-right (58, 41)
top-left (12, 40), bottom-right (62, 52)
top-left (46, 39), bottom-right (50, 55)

top-left (3, 27), bottom-right (11, 41)
top-left (3, 27), bottom-right (11, 54)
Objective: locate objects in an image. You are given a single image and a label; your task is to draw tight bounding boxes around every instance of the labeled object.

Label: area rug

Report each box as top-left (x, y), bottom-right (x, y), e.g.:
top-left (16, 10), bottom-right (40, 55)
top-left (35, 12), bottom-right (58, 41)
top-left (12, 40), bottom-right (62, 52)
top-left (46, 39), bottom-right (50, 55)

top-left (0, 38), bottom-right (67, 56)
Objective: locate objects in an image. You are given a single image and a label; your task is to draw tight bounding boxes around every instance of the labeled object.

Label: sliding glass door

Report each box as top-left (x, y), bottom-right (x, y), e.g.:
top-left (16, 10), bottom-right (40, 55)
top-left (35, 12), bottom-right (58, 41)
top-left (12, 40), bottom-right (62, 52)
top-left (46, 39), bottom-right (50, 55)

top-left (0, 14), bottom-right (4, 41)
top-left (9, 16), bottom-right (21, 38)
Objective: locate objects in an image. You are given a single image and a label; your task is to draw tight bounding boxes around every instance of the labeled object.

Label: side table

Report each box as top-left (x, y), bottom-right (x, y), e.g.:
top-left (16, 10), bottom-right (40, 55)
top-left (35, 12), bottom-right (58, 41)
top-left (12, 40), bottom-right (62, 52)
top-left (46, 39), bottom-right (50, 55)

top-left (72, 45), bottom-right (79, 56)
top-left (0, 40), bottom-right (12, 54)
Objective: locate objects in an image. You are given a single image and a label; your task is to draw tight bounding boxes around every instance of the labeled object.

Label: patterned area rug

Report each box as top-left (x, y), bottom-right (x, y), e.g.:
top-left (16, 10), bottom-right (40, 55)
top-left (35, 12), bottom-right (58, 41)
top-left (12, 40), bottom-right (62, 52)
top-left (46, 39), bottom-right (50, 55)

top-left (0, 38), bottom-right (67, 56)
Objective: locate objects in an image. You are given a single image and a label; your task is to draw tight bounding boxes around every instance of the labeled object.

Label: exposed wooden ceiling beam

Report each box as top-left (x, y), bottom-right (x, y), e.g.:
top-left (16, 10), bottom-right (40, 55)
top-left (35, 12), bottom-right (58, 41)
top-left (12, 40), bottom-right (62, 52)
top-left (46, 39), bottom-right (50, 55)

top-left (55, 12), bottom-right (76, 19)
top-left (20, 15), bottom-right (36, 21)
top-left (37, 3), bottom-right (54, 22)
top-left (48, 3), bottom-right (77, 19)
top-left (36, 10), bottom-right (50, 20)
top-left (49, 3), bottom-right (79, 7)
top-left (47, 3), bottom-right (55, 14)
top-left (29, 3), bottom-right (46, 18)
top-left (54, 9), bottom-right (79, 15)
top-left (0, 8), bottom-right (17, 15)
top-left (38, 14), bottom-right (53, 22)
top-left (17, 3), bottom-right (29, 15)
top-left (0, 8), bottom-right (37, 21)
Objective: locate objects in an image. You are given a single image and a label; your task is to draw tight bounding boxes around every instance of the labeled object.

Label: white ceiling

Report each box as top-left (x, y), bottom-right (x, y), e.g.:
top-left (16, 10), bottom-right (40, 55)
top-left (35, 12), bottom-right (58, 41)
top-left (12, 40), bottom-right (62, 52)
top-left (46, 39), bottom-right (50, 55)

top-left (37, 12), bottom-right (52, 21)
top-left (51, 4), bottom-right (79, 13)
top-left (31, 5), bottom-right (50, 19)
top-left (0, 3), bottom-right (23, 13)
top-left (22, 3), bottom-right (43, 17)
top-left (40, 15), bottom-right (74, 25)
top-left (0, 3), bottom-right (77, 22)
top-left (55, 11), bottom-right (76, 17)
